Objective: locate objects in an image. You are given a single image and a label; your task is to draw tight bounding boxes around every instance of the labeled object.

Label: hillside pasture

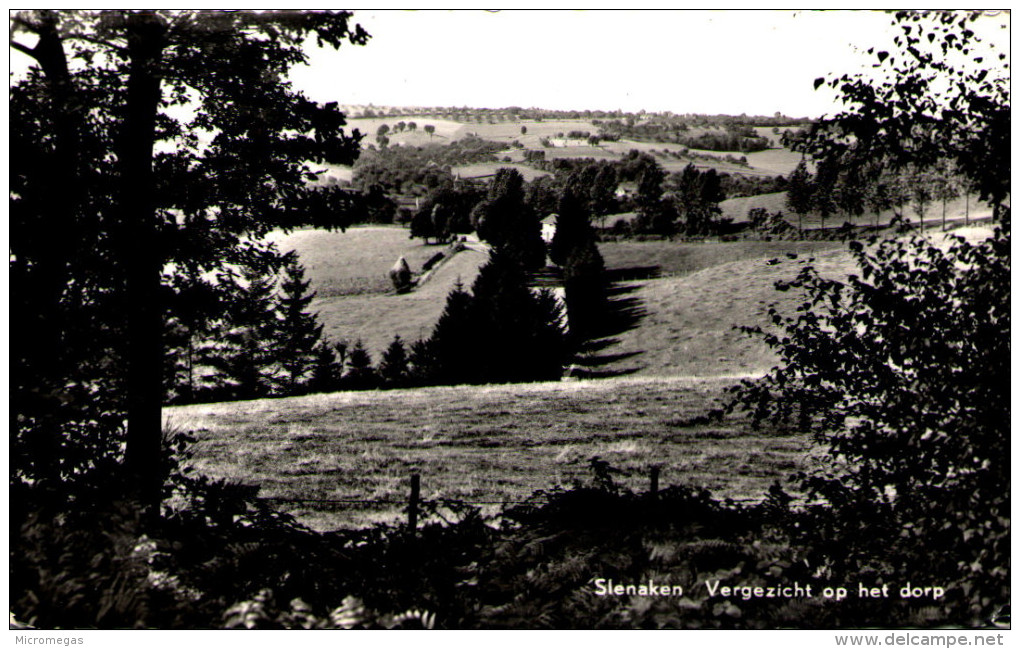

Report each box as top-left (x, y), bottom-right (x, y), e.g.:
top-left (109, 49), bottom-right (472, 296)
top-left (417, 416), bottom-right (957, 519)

top-left (584, 244), bottom-right (858, 378)
top-left (461, 118), bottom-right (600, 142)
top-left (599, 239), bottom-right (844, 279)
top-left (169, 376), bottom-right (815, 531)
top-left (267, 226), bottom-right (438, 298)
top-left (311, 244), bottom-right (488, 358)
top-left (267, 226), bottom-right (489, 357)
top-left (743, 147), bottom-right (803, 175)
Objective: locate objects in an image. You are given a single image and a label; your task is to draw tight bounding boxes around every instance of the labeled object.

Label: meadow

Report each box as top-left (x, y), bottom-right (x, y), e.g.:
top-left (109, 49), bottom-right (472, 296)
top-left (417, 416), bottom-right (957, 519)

top-left (270, 226), bottom-right (488, 357)
top-left (168, 376), bottom-right (815, 531)
top-left (587, 246), bottom-right (858, 378)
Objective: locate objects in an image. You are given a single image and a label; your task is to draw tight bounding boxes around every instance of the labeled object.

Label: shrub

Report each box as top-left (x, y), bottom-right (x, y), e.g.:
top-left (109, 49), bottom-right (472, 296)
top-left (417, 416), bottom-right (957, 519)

top-left (729, 216), bottom-right (1010, 623)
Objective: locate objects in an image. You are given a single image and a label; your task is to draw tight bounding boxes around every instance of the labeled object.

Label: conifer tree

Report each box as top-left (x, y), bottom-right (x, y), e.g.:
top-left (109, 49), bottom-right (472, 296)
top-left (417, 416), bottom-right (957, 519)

top-left (276, 253), bottom-right (324, 395)
top-left (379, 335), bottom-right (410, 388)
top-left (207, 266), bottom-right (280, 400)
top-left (549, 185), bottom-right (595, 267)
top-left (468, 249), bottom-right (567, 383)
top-left (309, 341), bottom-right (345, 393)
top-left (563, 239), bottom-right (607, 343)
top-left (426, 281), bottom-right (478, 384)
top-left (344, 339), bottom-right (377, 390)
top-left (471, 168), bottom-right (546, 269)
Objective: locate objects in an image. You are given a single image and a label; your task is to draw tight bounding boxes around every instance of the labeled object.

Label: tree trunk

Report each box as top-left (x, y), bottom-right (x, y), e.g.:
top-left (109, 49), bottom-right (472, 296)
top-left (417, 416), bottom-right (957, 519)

top-left (120, 12), bottom-right (168, 517)
top-left (11, 12), bottom-right (87, 482)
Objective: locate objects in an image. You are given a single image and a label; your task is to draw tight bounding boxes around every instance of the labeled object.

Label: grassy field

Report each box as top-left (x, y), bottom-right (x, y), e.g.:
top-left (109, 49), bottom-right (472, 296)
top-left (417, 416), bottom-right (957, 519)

top-left (742, 147), bottom-right (803, 175)
top-left (168, 376), bottom-right (815, 531)
top-left (312, 244), bottom-right (487, 357)
top-left (268, 226), bottom-right (488, 357)
top-left (267, 226), bottom-right (439, 298)
top-left (585, 246), bottom-right (859, 378)
top-left (599, 239), bottom-right (844, 279)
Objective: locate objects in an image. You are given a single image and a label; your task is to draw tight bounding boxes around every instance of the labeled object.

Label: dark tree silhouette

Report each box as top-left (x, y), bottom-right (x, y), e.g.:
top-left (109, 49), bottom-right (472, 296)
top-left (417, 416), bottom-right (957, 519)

top-left (471, 168), bottom-right (546, 269)
top-left (276, 253), bottom-right (325, 394)
top-left (10, 10), bottom-right (368, 508)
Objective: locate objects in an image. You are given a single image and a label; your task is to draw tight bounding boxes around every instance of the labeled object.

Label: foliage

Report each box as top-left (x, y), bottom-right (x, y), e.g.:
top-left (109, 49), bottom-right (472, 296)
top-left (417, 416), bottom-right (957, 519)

top-left (666, 163), bottom-right (726, 236)
top-left (548, 185), bottom-right (594, 267)
top-left (562, 239), bottom-right (607, 343)
top-left (352, 135), bottom-right (503, 195)
top-left (344, 339), bottom-right (378, 390)
top-left (10, 9), bottom-right (368, 501)
top-left (803, 11), bottom-right (1009, 210)
top-left (275, 253), bottom-right (326, 393)
top-left (730, 9), bottom-right (1010, 625)
top-left (730, 220), bottom-right (1009, 622)
top-left (471, 168), bottom-right (546, 270)
top-left (15, 450), bottom-right (1003, 629)
top-left (379, 335), bottom-right (411, 388)
top-left (409, 179), bottom-right (485, 242)
top-left (415, 250), bottom-right (568, 385)
top-left (747, 208), bottom-right (796, 239)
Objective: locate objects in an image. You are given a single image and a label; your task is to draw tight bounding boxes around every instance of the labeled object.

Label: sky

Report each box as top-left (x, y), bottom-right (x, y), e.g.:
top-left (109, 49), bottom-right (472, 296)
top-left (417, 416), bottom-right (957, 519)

top-left (9, 10), bottom-right (1009, 119)
top-left (289, 9), bottom-right (1010, 119)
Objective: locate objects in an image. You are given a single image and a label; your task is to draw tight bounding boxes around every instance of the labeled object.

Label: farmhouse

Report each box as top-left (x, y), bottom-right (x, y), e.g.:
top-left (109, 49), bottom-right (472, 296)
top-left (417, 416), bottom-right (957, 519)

top-left (540, 213), bottom-right (558, 244)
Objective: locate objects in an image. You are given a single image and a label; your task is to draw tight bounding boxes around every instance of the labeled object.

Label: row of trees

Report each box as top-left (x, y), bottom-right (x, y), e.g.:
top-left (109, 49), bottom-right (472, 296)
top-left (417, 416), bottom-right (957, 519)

top-left (785, 156), bottom-right (971, 233)
top-left (632, 161), bottom-right (728, 236)
top-left (162, 253), bottom-right (383, 403)
top-left (352, 136), bottom-right (502, 195)
top-left (596, 119), bottom-right (772, 152)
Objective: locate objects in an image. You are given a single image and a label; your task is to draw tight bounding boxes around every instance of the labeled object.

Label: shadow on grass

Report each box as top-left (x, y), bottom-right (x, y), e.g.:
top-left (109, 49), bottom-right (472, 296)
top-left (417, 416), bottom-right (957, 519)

top-left (570, 279), bottom-right (650, 375)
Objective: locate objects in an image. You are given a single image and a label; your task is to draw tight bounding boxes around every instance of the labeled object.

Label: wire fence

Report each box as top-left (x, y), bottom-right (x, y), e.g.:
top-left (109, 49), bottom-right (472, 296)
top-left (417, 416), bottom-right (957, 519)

top-left (254, 467), bottom-right (779, 532)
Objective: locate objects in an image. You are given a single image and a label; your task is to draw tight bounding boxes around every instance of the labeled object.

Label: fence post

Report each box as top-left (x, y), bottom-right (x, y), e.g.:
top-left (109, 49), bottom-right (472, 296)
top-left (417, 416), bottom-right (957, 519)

top-left (408, 472), bottom-right (420, 535)
top-left (650, 466), bottom-right (660, 498)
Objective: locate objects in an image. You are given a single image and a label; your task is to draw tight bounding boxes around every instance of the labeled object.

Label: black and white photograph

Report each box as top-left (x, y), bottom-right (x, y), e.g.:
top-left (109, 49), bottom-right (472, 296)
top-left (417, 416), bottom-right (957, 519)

top-left (8, 8), bottom-right (1011, 638)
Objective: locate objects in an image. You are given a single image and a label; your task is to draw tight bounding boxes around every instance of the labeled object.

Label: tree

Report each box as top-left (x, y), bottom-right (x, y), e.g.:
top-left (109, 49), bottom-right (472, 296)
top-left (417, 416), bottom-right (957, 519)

top-left (344, 339), bottom-right (377, 390)
top-left (549, 185), bottom-right (595, 267)
top-left (10, 10), bottom-right (368, 509)
top-left (562, 238), bottom-right (607, 343)
top-left (733, 10), bottom-right (1009, 622)
top-left (205, 266), bottom-right (282, 401)
top-left (407, 121), bottom-right (417, 132)
top-left (422, 281), bottom-right (477, 384)
top-left (471, 168), bottom-right (545, 270)
top-left (633, 158), bottom-right (671, 234)
top-left (805, 11), bottom-right (1008, 214)
top-left (520, 125), bottom-right (527, 135)
top-left (379, 335), bottom-right (410, 387)
top-left (424, 124), bottom-right (435, 139)
top-left (309, 341), bottom-right (345, 393)
top-left (419, 251), bottom-right (567, 385)
top-left (275, 253), bottom-right (326, 395)
top-left (376, 123), bottom-right (390, 138)
top-left (785, 160), bottom-right (813, 237)
top-left (933, 158), bottom-right (962, 231)
top-left (811, 158), bottom-right (839, 232)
